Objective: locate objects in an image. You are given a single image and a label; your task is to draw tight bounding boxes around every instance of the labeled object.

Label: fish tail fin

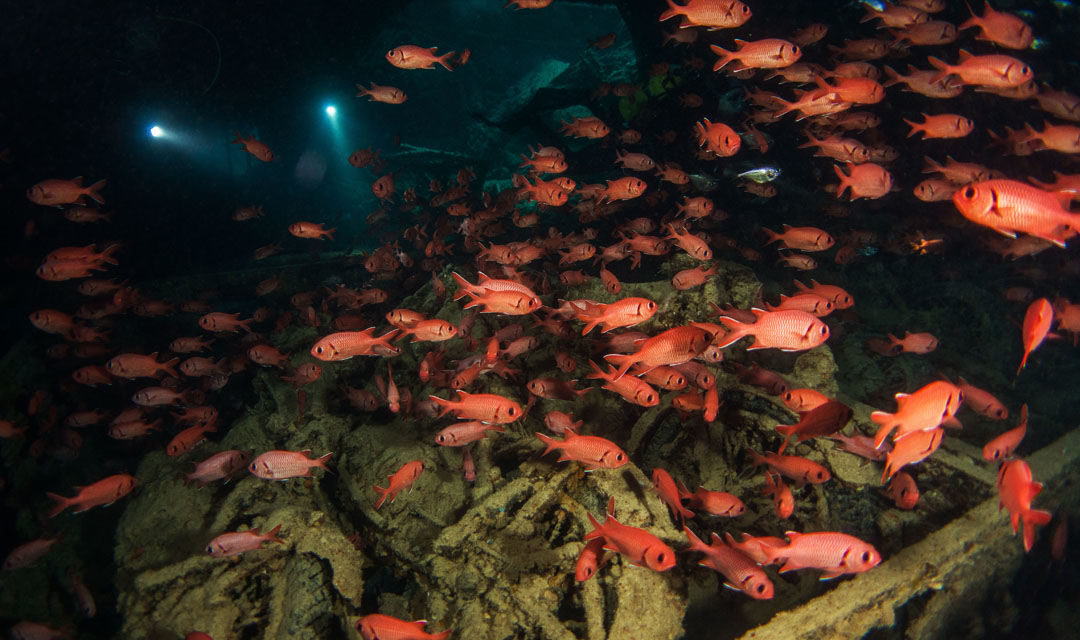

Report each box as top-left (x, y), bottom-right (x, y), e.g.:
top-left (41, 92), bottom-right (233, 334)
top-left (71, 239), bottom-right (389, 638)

top-left (46, 492), bottom-right (72, 519)
top-left (428, 395), bottom-right (456, 418)
top-left (746, 448), bottom-right (768, 469)
top-left (832, 164), bottom-right (852, 199)
top-left (709, 44), bottom-right (733, 72)
top-left (161, 357), bottom-right (180, 379)
top-left (762, 227), bottom-right (780, 245)
top-left (534, 431), bottom-right (561, 458)
top-left (926, 56), bottom-right (951, 84)
top-left (264, 524), bottom-right (284, 544)
top-left (85, 179), bottom-right (107, 205)
top-left (437, 51), bottom-right (456, 71)
top-left (881, 65), bottom-right (902, 87)
top-left (658, 0), bottom-right (684, 23)
top-left (603, 354), bottom-right (634, 381)
top-left (870, 413), bottom-right (896, 450)
top-left (1024, 509), bottom-right (1053, 551)
top-left (903, 118), bottom-right (921, 138)
top-left (682, 525), bottom-right (710, 553)
top-left (450, 271), bottom-right (473, 300)
top-left (713, 316), bottom-right (748, 348)
top-left (373, 484), bottom-right (390, 509)
top-left (315, 452), bottom-right (333, 472)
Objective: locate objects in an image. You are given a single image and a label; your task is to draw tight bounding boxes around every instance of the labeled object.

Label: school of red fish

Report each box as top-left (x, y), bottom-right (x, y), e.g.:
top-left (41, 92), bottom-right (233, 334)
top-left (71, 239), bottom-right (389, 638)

top-left (8, 0), bottom-right (1077, 637)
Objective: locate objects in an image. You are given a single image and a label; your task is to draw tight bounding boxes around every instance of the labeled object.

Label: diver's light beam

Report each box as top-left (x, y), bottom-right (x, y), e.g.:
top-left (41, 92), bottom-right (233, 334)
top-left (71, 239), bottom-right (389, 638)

top-left (325, 105), bottom-right (337, 117)
top-left (149, 125), bottom-right (164, 138)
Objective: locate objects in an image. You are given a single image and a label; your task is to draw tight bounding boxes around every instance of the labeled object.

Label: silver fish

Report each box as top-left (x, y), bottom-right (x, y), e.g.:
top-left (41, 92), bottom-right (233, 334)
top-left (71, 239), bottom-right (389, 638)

top-left (736, 167), bottom-right (781, 184)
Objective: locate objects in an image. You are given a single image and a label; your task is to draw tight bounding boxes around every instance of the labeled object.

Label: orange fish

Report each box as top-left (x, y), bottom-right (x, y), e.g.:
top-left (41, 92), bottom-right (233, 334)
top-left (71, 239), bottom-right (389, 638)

top-left (586, 497), bottom-right (675, 571)
top-left (695, 117), bottom-right (740, 157)
top-left (356, 614), bottom-right (449, 640)
top-left (289, 221), bottom-right (335, 240)
top-left (683, 526), bottom-right (773, 599)
top-left (710, 39), bottom-right (800, 72)
top-left (355, 82), bottom-right (407, 104)
top-left (231, 131), bottom-right (274, 162)
top-left (904, 113), bottom-right (974, 139)
top-left (386, 45), bottom-right (454, 70)
top-left (27, 177), bottom-right (106, 207)
top-left (763, 471), bottom-right (794, 519)
top-left (763, 225), bottom-right (834, 251)
top-left (535, 430), bottom-right (628, 469)
top-left (604, 326), bottom-right (712, 379)
top-left (249, 449), bottom-right (332, 479)
top-left (373, 460), bottom-right (424, 509)
top-left (1017, 298), bottom-right (1054, 375)
top-left (397, 319), bottom-right (458, 342)
top-left (652, 468), bottom-right (694, 521)
top-left (885, 471), bottom-right (920, 510)
top-left (46, 473), bottom-right (137, 518)
top-left (882, 427), bottom-right (944, 482)
top-left (712, 309), bottom-right (830, 352)
top-left (430, 390), bottom-right (522, 423)
top-left (672, 265), bottom-right (717, 290)
top-left (984, 404), bottom-right (1027, 461)
top-left (887, 331), bottom-right (938, 354)
top-left (958, 1), bottom-right (1034, 50)
top-left (1018, 121), bottom-right (1080, 154)
top-left (679, 483), bottom-right (745, 517)
top-left (871, 380), bottom-right (963, 449)
top-left (953, 180), bottom-right (1079, 248)
top-left (927, 50), bottom-right (1033, 88)
top-left (588, 360), bottom-right (660, 407)
top-left (570, 297), bottom-right (657, 334)
top-left (759, 531), bottom-right (881, 579)
top-left (659, 0), bottom-right (752, 30)
top-left (794, 279), bottom-right (854, 309)
top-left (199, 312), bottom-right (253, 334)
top-left (833, 162), bottom-right (893, 200)
top-left (775, 400), bottom-right (853, 454)
top-left (106, 352), bottom-right (179, 379)
top-left (747, 448), bottom-right (831, 487)
top-left (310, 328), bottom-right (401, 361)
top-left (997, 458), bottom-right (1052, 551)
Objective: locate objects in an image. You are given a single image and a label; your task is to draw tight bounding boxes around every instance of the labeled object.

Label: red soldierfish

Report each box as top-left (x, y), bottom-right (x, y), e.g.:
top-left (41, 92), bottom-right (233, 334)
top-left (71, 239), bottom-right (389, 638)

top-left (374, 460), bottom-right (424, 509)
top-left (310, 328), bottom-right (401, 361)
top-left (984, 404), bottom-right (1028, 461)
top-left (763, 471), bottom-right (794, 519)
top-left (604, 325), bottom-right (712, 380)
top-left (184, 450), bottom-right (251, 487)
top-left (885, 471), bottom-right (920, 510)
top-left (652, 468), bottom-right (694, 521)
top-left (882, 427), bottom-right (944, 482)
top-left (713, 309), bottom-right (830, 351)
top-left (575, 537), bottom-right (608, 582)
top-left (952, 180), bottom-right (1080, 248)
top-left (957, 376), bottom-right (1008, 420)
top-left (1017, 298), bottom-right (1054, 375)
top-left (3, 536), bottom-right (61, 570)
top-left (585, 497), bottom-right (675, 571)
top-left (683, 526), bottom-right (773, 599)
top-left (430, 390), bottom-right (523, 423)
top-left (775, 400), bottom-right (853, 454)
top-left (206, 524), bottom-right (283, 558)
top-left (248, 450), bottom-right (332, 480)
top-left (870, 380), bottom-right (963, 449)
top-left (355, 614), bottom-right (450, 640)
top-left (747, 449), bottom-right (831, 487)
top-left (761, 531), bottom-right (881, 579)
top-left (679, 484), bottom-right (745, 517)
top-left (46, 473), bottom-right (137, 518)
top-left (535, 430), bottom-right (628, 469)
top-left (997, 458), bottom-right (1052, 551)
top-left (435, 421), bottom-right (506, 447)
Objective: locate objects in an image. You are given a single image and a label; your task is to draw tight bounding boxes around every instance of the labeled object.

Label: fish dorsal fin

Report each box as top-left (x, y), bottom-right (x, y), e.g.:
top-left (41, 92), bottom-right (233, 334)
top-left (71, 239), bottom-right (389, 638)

top-left (957, 49), bottom-right (973, 61)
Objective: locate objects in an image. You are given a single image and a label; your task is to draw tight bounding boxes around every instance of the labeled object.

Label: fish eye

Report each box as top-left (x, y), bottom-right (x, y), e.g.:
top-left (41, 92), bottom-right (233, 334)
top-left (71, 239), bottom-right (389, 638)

top-left (647, 394), bottom-right (655, 402)
top-left (1022, 66), bottom-right (1030, 75)
top-left (756, 583), bottom-right (765, 593)
top-left (508, 407), bottom-right (517, 416)
top-left (791, 45), bottom-right (799, 55)
top-left (962, 186), bottom-right (975, 198)
top-left (992, 450), bottom-right (1000, 460)
top-left (741, 5), bottom-right (749, 13)
top-left (861, 551), bottom-right (871, 563)
top-left (656, 552), bottom-right (666, 563)
top-left (206, 545), bottom-right (214, 554)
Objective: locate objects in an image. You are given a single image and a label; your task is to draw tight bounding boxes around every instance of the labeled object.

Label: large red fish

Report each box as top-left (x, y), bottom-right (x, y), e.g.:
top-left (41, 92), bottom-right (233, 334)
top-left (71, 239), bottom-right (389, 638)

top-left (712, 309), bottom-right (830, 351)
top-left (952, 180), bottom-right (1079, 247)
top-left (997, 459), bottom-right (1052, 551)
top-left (585, 497), bottom-right (675, 572)
top-left (46, 473), bottom-right (137, 518)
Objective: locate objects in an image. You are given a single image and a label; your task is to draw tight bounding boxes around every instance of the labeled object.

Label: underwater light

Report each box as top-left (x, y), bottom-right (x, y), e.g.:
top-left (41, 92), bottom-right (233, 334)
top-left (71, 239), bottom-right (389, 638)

top-left (325, 105), bottom-right (337, 117)
top-left (149, 125), bottom-right (164, 138)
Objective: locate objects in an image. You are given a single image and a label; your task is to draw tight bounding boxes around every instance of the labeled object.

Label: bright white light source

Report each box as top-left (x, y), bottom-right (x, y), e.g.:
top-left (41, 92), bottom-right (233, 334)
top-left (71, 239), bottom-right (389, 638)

top-left (325, 105), bottom-right (337, 117)
top-left (149, 125), bottom-right (164, 138)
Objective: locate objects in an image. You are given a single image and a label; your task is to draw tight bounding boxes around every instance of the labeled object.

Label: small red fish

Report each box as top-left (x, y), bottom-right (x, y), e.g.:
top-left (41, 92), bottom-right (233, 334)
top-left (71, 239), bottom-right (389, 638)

top-left (885, 471), bottom-right (920, 510)
top-left (231, 131), bottom-right (274, 162)
top-left (385, 45), bottom-right (455, 71)
top-left (763, 472), bottom-right (794, 519)
top-left (747, 449), bottom-right (831, 487)
top-left (997, 458), bottom-right (1052, 551)
top-left (430, 391), bottom-right (522, 423)
top-left (683, 526), bottom-right (773, 599)
top-left (535, 430), bottom-right (628, 469)
top-left (1017, 298), bottom-right (1053, 375)
top-left (356, 614), bottom-right (450, 640)
top-left (760, 531), bottom-right (881, 579)
top-left (984, 404), bottom-right (1028, 461)
top-left (585, 497), bottom-right (675, 571)
top-left (46, 473), bottom-right (137, 518)
top-left (248, 450), bottom-right (332, 480)
top-left (206, 524), bottom-right (283, 558)
top-left (374, 460), bottom-right (424, 509)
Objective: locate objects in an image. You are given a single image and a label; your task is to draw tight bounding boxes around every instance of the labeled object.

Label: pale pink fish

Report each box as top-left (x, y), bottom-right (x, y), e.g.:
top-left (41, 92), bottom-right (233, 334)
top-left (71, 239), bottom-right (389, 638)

top-left (185, 450), bottom-right (252, 487)
top-left (711, 309), bottom-right (830, 351)
top-left (956, 376), bottom-right (1008, 420)
top-left (683, 526), bottom-right (773, 600)
top-left (206, 524), bottom-right (284, 558)
top-left (3, 536), bottom-right (61, 570)
top-left (434, 421), bottom-right (506, 447)
top-left (68, 568), bottom-right (96, 618)
top-left (760, 531), bottom-right (881, 579)
top-left (9, 621), bottom-right (73, 640)
top-left (248, 450), bottom-right (332, 479)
